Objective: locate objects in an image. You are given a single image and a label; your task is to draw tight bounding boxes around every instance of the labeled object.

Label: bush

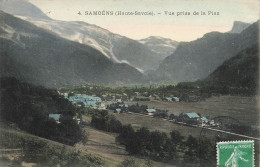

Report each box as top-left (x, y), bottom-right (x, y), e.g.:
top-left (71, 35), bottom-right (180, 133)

top-left (91, 110), bottom-right (122, 133)
top-left (153, 109), bottom-right (168, 118)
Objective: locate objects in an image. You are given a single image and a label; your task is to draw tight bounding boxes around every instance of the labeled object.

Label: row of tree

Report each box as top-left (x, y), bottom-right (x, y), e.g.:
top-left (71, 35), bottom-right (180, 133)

top-left (107, 102), bottom-right (171, 119)
top-left (116, 125), bottom-right (216, 167)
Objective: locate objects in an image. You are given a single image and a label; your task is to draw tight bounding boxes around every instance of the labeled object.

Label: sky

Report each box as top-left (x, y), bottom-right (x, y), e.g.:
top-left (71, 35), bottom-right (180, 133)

top-left (28, 0), bottom-right (259, 41)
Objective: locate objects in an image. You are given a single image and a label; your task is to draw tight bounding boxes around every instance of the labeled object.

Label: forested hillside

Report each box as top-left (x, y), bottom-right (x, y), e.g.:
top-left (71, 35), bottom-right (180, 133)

top-left (0, 77), bottom-right (85, 145)
top-left (204, 45), bottom-right (258, 95)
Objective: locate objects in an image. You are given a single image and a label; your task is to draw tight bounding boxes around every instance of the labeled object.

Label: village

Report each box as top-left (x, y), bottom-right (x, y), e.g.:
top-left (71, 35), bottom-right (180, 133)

top-left (53, 92), bottom-right (219, 129)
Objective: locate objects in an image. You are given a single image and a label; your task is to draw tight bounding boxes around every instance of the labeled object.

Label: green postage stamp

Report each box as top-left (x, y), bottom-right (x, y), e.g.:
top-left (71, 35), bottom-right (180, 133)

top-left (217, 140), bottom-right (254, 167)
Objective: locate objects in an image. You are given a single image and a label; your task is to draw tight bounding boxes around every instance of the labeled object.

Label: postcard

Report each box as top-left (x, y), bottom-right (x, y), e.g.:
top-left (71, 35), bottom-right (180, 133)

top-left (0, 0), bottom-right (259, 166)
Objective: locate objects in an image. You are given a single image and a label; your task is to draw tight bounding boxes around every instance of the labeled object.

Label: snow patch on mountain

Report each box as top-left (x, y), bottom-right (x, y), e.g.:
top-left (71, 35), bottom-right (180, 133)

top-left (14, 16), bottom-right (148, 73)
top-left (14, 14), bottom-right (166, 72)
top-left (139, 36), bottom-right (179, 58)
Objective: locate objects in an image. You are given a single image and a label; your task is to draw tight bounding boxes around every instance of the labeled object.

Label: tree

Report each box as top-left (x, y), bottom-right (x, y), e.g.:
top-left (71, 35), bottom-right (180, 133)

top-left (134, 127), bottom-right (151, 155)
top-left (169, 114), bottom-right (176, 120)
top-left (149, 131), bottom-right (167, 153)
top-left (153, 109), bottom-right (168, 118)
top-left (197, 139), bottom-right (215, 166)
top-left (108, 115), bottom-right (122, 133)
top-left (170, 130), bottom-right (184, 145)
top-left (186, 135), bottom-right (198, 150)
top-left (116, 125), bottom-right (135, 145)
top-left (183, 135), bottom-right (199, 166)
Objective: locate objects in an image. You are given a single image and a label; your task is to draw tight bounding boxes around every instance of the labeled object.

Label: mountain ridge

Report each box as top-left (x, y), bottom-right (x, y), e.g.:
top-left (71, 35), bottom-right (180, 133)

top-left (152, 20), bottom-right (258, 83)
top-left (0, 10), bottom-right (145, 87)
top-left (0, 0), bottom-right (51, 20)
top-left (0, 0), bottom-right (169, 72)
top-left (229, 21), bottom-right (251, 33)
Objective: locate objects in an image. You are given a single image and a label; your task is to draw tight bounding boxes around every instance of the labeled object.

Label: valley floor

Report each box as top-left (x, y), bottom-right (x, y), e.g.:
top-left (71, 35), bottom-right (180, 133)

top-left (124, 95), bottom-right (260, 127)
top-left (76, 95), bottom-right (260, 167)
top-left (1, 95), bottom-right (259, 167)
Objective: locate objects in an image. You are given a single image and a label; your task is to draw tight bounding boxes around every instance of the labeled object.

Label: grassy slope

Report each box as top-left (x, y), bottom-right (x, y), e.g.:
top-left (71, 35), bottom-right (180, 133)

top-left (77, 122), bottom-right (175, 167)
top-left (0, 123), bottom-right (174, 167)
top-left (0, 125), bottom-right (105, 167)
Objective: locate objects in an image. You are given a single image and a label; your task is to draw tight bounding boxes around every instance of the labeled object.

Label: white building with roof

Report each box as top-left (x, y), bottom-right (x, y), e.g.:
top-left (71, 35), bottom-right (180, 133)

top-left (146, 108), bottom-right (156, 116)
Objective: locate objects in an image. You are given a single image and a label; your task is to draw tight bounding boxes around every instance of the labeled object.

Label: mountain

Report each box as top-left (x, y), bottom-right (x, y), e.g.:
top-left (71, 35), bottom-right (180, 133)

top-left (20, 18), bottom-right (163, 72)
top-left (205, 45), bottom-right (258, 92)
top-left (153, 21), bottom-right (259, 83)
top-left (0, 0), bottom-right (166, 72)
top-left (0, 0), bottom-right (50, 20)
top-left (0, 11), bottom-right (144, 87)
top-left (139, 36), bottom-right (179, 59)
top-left (229, 21), bottom-right (251, 33)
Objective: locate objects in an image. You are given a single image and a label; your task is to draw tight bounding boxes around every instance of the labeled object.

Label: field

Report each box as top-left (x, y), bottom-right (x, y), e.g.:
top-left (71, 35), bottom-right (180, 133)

top-left (113, 112), bottom-right (210, 138)
top-left (102, 95), bottom-right (260, 143)
top-left (76, 126), bottom-right (127, 166)
top-left (125, 95), bottom-right (260, 127)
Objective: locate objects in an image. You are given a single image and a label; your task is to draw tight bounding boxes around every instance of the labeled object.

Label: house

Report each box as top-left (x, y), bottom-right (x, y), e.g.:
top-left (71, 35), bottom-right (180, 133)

top-left (173, 97), bottom-right (180, 102)
top-left (165, 97), bottom-right (172, 101)
top-left (209, 119), bottom-right (216, 126)
top-left (165, 97), bottom-right (179, 102)
top-left (73, 117), bottom-right (81, 124)
top-left (201, 117), bottom-right (210, 127)
top-left (49, 114), bottom-right (61, 124)
top-left (63, 93), bottom-right (68, 98)
top-left (182, 112), bottom-right (200, 119)
top-left (200, 117), bottom-right (215, 126)
top-left (58, 90), bottom-right (69, 98)
top-left (201, 117), bottom-right (210, 123)
top-left (83, 101), bottom-right (98, 107)
top-left (115, 108), bottom-right (121, 114)
top-left (117, 103), bottom-right (128, 112)
top-left (115, 98), bottom-right (122, 102)
top-left (68, 94), bottom-right (102, 107)
top-left (178, 112), bottom-right (200, 124)
top-left (99, 102), bottom-right (106, 109)
top-left (146, 108), bottom-right (156, 116)
top-left (119, 104), bottom-right (128, 108)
